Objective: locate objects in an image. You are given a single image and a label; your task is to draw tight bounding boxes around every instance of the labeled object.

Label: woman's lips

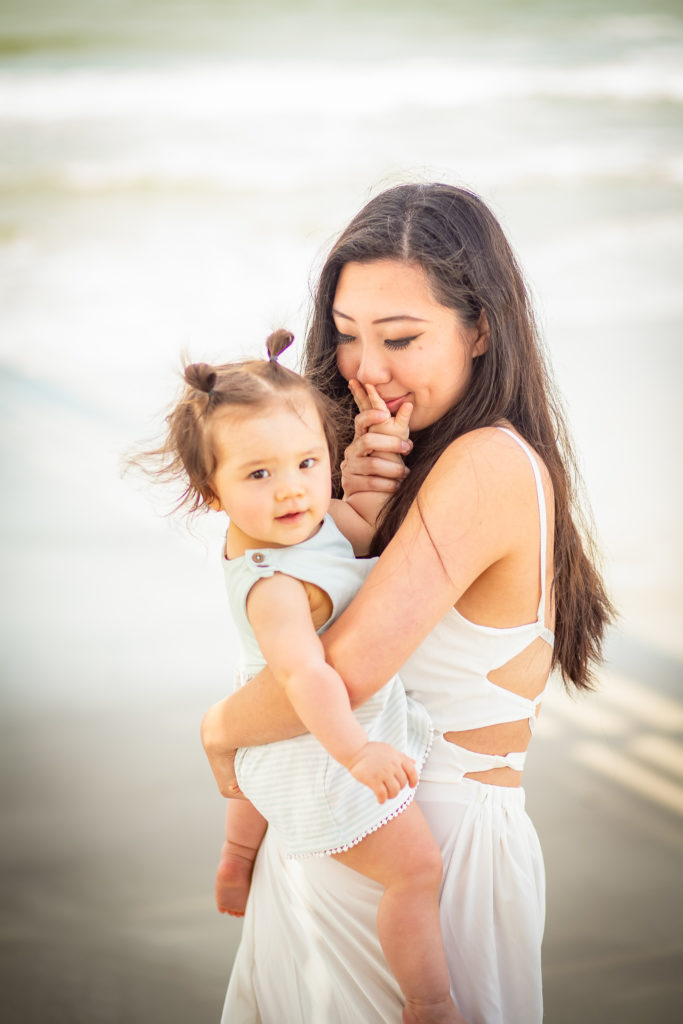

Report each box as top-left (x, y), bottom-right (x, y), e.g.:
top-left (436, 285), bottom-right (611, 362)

top-left (383, 394), bottom-right (411, 414)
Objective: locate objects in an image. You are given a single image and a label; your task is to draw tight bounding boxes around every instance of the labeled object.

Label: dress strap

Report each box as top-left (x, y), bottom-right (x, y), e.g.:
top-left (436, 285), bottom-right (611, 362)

top-left (496, 427), bottom-right (550, 631)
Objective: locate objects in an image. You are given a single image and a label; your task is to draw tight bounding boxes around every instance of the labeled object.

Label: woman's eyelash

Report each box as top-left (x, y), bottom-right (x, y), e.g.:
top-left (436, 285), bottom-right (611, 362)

top-left (334, 332), bottom-right (418, 349)
top-left (384, 336), bottom-right (418, 349)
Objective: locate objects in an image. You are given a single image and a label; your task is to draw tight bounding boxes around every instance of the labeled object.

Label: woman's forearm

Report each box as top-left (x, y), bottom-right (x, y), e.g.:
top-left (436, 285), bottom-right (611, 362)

top-left (201, 675), bottom-right (306, 795)
top-left (202, 617), bottom-right (405, 782)
top-left (202, 669), bottom-right (306, 752)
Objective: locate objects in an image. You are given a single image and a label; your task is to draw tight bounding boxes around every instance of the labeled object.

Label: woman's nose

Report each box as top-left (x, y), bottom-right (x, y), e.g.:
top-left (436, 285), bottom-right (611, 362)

top-left (355, 343), bottom-right (390, 386)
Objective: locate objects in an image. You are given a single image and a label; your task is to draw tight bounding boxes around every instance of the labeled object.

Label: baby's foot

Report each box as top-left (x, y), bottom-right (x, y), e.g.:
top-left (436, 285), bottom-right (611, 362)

top-left (215, 842), bottom-right (255, 917)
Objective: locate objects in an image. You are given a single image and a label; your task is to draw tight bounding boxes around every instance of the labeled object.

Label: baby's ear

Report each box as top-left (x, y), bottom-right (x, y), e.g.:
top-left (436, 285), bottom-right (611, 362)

top-left (206, 490), bottom-right (222, 512)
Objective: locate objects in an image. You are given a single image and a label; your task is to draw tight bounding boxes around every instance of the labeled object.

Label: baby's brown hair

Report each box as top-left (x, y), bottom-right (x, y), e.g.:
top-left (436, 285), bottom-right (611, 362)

top-left (138, 330), bottom-right (338, 515)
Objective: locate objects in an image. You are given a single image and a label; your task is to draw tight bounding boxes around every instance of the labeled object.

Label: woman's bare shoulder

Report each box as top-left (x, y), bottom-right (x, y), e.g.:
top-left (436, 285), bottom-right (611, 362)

top-left (424, 425), bottom-right (539, 498)
top-left (409, 426), bottom-right (552, 584)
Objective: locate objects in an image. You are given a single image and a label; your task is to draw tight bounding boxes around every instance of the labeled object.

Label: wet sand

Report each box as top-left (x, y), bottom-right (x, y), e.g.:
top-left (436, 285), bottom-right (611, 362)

top-left (0, 705), bottom-right (239, 1024)
top-left (2, 629), bottom-right (682, 1024)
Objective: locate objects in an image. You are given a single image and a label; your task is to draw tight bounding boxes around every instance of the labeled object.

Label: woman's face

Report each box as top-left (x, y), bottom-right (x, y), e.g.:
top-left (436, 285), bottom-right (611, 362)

top-left (333, 259), bottom-right (488, 431)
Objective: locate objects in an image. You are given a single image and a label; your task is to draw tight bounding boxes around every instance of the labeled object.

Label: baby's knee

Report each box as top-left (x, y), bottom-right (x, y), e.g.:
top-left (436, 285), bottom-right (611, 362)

top-left (402, 835), bottom-right (443, 891)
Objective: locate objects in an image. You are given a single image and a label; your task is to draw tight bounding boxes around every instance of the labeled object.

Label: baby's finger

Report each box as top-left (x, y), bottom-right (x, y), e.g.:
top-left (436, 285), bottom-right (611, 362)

top-left (403, 757), bottom-right (418, 789)
top-left (364, 383), bottom-right (390, 415)
top-left (384, 776), bottom-right (400, 800)
top-left (348, 379), bottom-right (371, 413)
top-left (394, 402), bottom-right (414, 435)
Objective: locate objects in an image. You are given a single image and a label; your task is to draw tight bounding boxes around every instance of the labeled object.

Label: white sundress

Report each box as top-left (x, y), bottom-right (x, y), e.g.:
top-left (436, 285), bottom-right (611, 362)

top-left (221, 430), bottom-right (553, 1024)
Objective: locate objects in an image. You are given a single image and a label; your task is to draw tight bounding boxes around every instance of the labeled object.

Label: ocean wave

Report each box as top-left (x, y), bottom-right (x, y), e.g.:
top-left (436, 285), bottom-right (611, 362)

top-left (1, 54), bottom-right (682, 123)
top-left (1, 147), bottom-right (681, 194)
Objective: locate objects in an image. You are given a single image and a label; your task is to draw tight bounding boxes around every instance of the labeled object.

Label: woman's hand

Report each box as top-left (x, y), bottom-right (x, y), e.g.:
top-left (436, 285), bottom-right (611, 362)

top-left (341, 380), bottom-right (413, 499)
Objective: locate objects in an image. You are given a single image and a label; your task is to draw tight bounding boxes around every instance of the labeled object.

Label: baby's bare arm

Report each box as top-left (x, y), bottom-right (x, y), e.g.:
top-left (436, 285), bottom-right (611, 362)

top-left (247, 573), bottom-right (368, 766)
top-left (247, 573), bottom-right (418, 801)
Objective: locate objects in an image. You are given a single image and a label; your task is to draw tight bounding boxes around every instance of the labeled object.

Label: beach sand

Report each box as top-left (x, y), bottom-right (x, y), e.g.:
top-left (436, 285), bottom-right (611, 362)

top-left (1, 705), bottom-right (240, 1024)
top-left (2, 640), bottom-right (682, 1024)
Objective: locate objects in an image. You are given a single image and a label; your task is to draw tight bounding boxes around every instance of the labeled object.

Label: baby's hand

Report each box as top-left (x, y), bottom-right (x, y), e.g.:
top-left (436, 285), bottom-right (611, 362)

top-left (348, 380), bottom-right (413, 445)
top-left (346, 741), bottom-right (418, 804)
top-left (341, 381), bottom-right (413, 499)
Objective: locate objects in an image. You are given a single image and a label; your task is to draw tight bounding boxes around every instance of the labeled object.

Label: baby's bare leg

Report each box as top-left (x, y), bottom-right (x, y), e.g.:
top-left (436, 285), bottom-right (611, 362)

top-left (333, 803), bottom-right (467, 1024)
top-left (215, 800), bottom-right (267, 917)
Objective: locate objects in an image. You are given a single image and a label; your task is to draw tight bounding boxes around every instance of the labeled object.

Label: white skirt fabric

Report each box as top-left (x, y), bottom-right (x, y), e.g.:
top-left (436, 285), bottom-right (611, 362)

top-left (221, 832), bottom-right (401, 1024)
top-left (417, 777), bottom-right (545, 1024)
top-left (221, 751), bottom-right (545, 1024)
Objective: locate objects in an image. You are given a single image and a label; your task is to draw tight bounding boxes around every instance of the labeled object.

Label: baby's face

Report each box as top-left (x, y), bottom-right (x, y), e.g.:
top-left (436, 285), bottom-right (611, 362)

top-left (210, 394), bottom-right (332, 549)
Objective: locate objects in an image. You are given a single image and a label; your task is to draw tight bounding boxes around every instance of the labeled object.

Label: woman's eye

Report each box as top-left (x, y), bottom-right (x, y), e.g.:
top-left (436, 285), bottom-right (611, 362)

top-left (384, 335), bottom-right (418, 350)
top-left (249, 469), bottom-right (270, 479)
top-left (335, 331), bottom-right (355, 345)
top-left (300, 458), bottom-right (316, 470)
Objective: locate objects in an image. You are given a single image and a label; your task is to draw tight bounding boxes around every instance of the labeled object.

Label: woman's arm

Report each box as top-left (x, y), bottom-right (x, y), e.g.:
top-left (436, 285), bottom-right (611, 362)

top-left (203, 428), bottom-right (526, 781)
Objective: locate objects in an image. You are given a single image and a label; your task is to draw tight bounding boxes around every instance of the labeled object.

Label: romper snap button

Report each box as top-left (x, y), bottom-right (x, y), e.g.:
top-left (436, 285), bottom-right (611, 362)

top-left (252, 552), bottom-right (265, 564)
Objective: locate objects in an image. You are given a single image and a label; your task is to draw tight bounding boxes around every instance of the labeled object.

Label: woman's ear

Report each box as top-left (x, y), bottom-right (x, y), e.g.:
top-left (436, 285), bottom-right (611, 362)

top-left (472, 309), bottom-right (490, 357)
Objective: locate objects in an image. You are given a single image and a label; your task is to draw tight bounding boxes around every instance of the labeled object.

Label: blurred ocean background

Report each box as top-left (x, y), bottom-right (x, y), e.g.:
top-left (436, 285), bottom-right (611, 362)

top-left (1, 1), bottom-right (682, 1022)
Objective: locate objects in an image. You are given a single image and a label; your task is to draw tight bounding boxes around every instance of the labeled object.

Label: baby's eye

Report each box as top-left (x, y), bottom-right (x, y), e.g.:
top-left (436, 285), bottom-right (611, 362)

top-left (300, 458), bottom-right (316, 470)
top-left (384, 335), bottom-right (419, 350)
top-left (249, 468), bottom-right (270, 479)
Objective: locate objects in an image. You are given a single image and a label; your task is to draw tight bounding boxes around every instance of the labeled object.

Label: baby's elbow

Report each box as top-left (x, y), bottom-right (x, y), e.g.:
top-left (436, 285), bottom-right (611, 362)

top-left (280, 658), bottom-right (324, 696)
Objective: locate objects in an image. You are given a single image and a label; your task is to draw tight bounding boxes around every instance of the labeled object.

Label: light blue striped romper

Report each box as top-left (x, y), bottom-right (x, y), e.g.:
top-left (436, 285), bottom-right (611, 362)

top-left (223, 514), bottom-right (433, 858)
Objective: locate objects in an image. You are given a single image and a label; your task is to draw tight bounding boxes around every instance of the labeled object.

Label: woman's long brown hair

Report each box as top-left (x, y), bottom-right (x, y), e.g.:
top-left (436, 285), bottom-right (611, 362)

top-left (303, 183), bottom-right (614, 691)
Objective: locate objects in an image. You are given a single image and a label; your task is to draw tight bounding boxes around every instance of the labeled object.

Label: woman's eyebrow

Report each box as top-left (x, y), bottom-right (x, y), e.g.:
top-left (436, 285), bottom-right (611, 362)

top-left (332, 308), bottom-right (426, 325)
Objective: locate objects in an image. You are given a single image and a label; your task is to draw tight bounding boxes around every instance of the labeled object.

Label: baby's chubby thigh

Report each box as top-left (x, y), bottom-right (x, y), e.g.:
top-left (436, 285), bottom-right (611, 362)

top-left (332, 802), bottom-right (443, 893)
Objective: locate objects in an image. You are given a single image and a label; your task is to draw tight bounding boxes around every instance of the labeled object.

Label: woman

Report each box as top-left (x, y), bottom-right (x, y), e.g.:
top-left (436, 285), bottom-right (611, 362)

top-left (201, 183), bottom-right (613, 1024)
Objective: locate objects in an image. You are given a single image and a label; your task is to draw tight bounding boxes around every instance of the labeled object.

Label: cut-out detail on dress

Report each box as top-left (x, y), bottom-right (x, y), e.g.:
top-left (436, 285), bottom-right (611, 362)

top-left (486, 636), bottom-right (552, 703)
top-left (398, 428), bottom-right (555, 780)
